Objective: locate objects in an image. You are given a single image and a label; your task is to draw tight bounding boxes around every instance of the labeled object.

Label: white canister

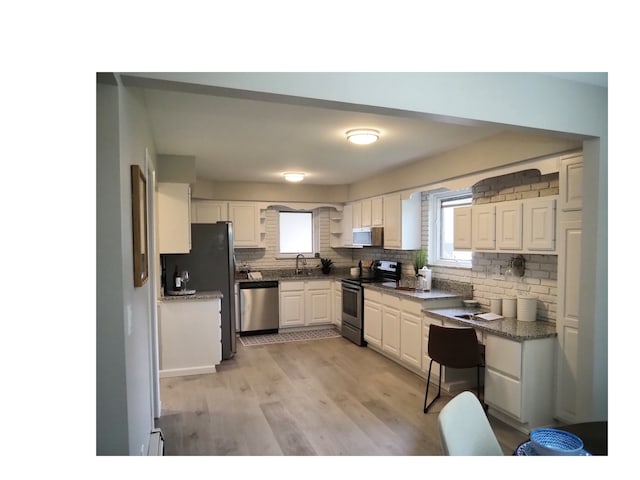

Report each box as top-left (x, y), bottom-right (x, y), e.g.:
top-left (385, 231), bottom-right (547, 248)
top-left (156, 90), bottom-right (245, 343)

top-left (502, 297), bottom-right (517, 318)
top-left (490, 297), bottom-right (502, 315)
top-left (517, 295), bottom-right (537, 322)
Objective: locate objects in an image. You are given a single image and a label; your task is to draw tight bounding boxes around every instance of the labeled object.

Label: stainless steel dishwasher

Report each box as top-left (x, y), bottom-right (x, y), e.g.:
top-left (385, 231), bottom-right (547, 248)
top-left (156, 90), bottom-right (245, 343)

top-left (239, 281), bottom-right (279, 335)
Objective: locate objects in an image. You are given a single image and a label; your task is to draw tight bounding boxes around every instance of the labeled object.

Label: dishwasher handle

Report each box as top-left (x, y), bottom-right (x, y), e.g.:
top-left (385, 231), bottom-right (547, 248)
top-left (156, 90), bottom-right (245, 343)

top-left (239, 280), bottom-right (279, 289)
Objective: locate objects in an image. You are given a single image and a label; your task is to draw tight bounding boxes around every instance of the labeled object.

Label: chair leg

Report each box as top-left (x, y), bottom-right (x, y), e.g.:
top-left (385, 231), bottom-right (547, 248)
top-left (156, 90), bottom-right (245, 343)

top-left (424, 361), bottom-right (441, 413)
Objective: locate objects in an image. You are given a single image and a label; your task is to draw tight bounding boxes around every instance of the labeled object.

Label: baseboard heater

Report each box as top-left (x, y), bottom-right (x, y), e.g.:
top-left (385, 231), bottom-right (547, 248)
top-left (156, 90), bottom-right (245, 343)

top-left (147, 428), bottom-right (164, 455)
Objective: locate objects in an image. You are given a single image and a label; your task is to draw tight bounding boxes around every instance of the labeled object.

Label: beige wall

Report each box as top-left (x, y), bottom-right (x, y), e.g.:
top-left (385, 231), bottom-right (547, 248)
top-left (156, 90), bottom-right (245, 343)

top-left (192, 179), bottom-right (349, 203)
top-left (157, 154), bottom-right (196, 183)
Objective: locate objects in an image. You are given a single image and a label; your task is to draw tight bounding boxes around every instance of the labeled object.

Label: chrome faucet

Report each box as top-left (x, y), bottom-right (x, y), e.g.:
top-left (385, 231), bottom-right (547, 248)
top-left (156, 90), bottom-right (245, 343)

top-left (295, 253), bottom-right (307, 275)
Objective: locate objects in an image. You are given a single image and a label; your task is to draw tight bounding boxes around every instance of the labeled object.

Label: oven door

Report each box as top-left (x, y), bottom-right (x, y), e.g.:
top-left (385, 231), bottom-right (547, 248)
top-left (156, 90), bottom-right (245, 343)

top-left (341, 281), bottom-right (362, 329)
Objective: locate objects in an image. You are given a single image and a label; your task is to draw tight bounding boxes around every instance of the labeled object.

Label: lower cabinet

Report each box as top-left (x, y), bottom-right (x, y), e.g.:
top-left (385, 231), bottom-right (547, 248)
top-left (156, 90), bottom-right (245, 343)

top-left (399, 301), bottom-right (422, 369)
top-left (381, 294), bottom-right (401, 358)
top-left (279, 280), bottom-right (332, 328)
top-left (332, 280), bottom-right (342, 327)
top-left (484, 333), bottom-right (555, 433)
top-left (158, 298), bottom-right (222, 377)
top-left (363, 289), bottom-right (383, 347)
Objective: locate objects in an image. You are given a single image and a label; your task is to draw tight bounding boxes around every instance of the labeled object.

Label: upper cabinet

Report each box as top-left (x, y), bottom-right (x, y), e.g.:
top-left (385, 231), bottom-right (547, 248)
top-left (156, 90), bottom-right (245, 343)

top-left (158, 182), bottom-right (191, 254)
top-left (352, 201), bottom-right (362, 229)
top-left (453, 206), bottom-right (472, 250)
top-left (191, 200), bottom-right (228, 224)
top-left (465, 196), bottom-right (558, 254)
top-left (383, 192), bottom-right (421, 250)
top-left (559, 154), bottom-right (583, 211)
top-left (360, 196), bottom-right (383, 227)
top-left (228, 202), bottom-right (265, 248)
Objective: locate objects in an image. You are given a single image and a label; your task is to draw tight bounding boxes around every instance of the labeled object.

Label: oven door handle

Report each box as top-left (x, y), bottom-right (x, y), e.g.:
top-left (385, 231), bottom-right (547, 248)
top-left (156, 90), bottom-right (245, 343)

top-left (342, 284), bottom-right (361, 294)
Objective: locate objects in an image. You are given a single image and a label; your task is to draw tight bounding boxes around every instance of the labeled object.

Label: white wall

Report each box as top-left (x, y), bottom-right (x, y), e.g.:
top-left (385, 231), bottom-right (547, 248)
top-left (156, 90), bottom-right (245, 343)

top-left (97, 82), bottom-right (157, 455)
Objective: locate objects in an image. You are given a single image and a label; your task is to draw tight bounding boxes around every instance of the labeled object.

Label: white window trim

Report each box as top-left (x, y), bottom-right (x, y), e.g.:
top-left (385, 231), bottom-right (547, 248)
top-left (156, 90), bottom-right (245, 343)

top-left (429, 188), bottom-right (472, 269)
top-left (277, 209), bottom-right (319, 258)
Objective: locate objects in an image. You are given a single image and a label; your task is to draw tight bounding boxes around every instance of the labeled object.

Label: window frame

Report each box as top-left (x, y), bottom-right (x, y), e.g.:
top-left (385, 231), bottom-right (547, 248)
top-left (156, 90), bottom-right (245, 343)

top-left (428, 188), bottom-right (473, 268)
top-left (277, 209), bottom-right (319, 258)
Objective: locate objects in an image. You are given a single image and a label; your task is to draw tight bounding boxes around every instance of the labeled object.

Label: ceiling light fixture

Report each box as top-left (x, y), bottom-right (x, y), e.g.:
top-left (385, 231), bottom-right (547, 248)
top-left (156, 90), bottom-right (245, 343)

top-left (346, 128), bottom-right (380, 145)
top-left (283, 172), bottom-right (305, 182)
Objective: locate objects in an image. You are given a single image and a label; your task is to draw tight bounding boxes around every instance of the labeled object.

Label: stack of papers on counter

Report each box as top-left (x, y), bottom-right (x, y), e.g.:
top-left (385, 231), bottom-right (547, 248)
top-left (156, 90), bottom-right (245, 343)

top-left (475, 312), bottom-right (503, 321)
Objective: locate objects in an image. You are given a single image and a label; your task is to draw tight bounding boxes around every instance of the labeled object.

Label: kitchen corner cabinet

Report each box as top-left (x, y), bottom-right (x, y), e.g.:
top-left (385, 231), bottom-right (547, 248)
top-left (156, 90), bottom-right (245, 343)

top-left (484, 334), bottom-right (555, 433)
top-left (228, 202), bottom-right (264, 248)
top-left (329, 209), bottom-right (344, 248)
top-left (383, 192), bottom-right (421, 250)
top-left (158, 182), bottom-right (191, 254)
top-left (523, 197), bottom-right (556, 251)
top-left (191, 200), bottom-right (228, 223)
top-left (158, 298), bottom-right (222, 377)
top-left (279, 280), bottom-right (332, 328)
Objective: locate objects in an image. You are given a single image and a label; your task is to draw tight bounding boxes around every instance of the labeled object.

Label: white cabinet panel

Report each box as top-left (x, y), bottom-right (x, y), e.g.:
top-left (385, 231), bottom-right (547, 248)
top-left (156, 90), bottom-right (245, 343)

top-left (523, 197), bottom-right (556, 251)
top-left (400, 310), bottom-right (422, 369)
top-left (453, 206), bottom-right (472, 250)
top-left (306, 288), bottom-right (331, 325)
top-left (228, 202), bottom-right (262, 248)
top-left (280, 280), bottom-right (333, 327)
top-left (352, 201), bottom-right (362, 229)
top-left (279, 290), bottom-right (305, 327)
top-left (560, 154), bottom-right (584, 211)
top-left (383, 192), bottom-right (421, 250)
top-left (364, 299), bottom-right (382, 347)
top-left (485, 334), bottom-right (521, 379)
top-left (372, 196), bottom-right (384, 226)
top-left (485, 369), bottom-right (522, 419)
top-left (382, 304), bottom-right (401, 358)
top-left (472, 204), bottom-right (496, 250)
top-left (496, 201), bottom-right (523, 250)
top-left (191, 200), bottom-right (228, 223)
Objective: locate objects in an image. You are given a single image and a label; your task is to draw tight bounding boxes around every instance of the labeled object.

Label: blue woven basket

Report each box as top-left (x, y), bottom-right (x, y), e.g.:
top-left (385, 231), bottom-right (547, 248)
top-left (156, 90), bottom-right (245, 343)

top-left (530, 428), bottom-right (584, 456)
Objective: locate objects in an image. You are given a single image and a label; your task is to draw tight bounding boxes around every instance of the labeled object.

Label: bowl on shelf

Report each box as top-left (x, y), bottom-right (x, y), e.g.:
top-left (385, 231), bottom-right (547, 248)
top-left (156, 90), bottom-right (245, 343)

top-left (529, 428), bottom-right (584, 456)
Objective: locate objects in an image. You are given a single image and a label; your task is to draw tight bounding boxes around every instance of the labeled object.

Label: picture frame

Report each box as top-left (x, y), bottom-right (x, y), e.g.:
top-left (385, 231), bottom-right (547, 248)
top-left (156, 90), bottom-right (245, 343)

top-left (131, 164), bottom-right (149, 287)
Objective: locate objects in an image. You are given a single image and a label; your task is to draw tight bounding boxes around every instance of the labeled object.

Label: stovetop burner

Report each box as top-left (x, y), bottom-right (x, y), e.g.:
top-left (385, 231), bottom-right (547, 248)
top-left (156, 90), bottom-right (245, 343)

top-left (342, 260), bottom-right (401, 286)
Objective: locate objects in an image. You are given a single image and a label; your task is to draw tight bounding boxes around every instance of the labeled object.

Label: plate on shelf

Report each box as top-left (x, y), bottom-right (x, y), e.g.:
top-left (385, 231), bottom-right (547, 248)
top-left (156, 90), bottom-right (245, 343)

top-left (515, 441), bottom-right (591, 456)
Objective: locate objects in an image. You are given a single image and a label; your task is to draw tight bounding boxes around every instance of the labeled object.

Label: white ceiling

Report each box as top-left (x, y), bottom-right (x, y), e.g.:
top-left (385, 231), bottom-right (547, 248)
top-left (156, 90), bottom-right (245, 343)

top-left (132, 73), bottom-right (604, 186)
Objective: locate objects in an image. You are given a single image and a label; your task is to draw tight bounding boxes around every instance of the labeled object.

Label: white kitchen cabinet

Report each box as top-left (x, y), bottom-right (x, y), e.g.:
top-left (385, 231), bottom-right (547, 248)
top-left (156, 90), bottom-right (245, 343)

top-left (279, 280), bottom-right (333, 328)
top-left (559, 154), bottom-right (583, 211)
top-left (228, 202), bottom-right (264, 248)
top-left (453, 206), bottom-right (472, 250)
top-left (399, 299), bottom-right (422, 370)
top-left (158, 182), bottom-right (191, 254)
top-left (332, 280), bottom-right (342, 327)
top-left (158, 297), bottom-right (221, 377)
top-left (496, 201), bottom-right (523, 250)
top-left (191, 200), bottom-right (228, 223)
top-left (361, 199), bottom-right (372, 227)
top-left (381, 293), bottom-right (401, 358)
top-left (372, 196), bottom-right (384, 226)
top-left (383, 192), bottom-right (421, 250)
top-left (279, 281), bottom-right (306, 327)
top-left (363, 289), bottom-right (383, 348)
top-left (341, 203), bottom-right (354, 247)
top-left (421, 315), bottom-right (443, 373)
top-left (351, 201), bottom-right (362, 229)
top-left (484, 333), bottom-right (555, 433)
top-left (555, 154), bottom-right (583, 423)
top-left (329, 209), bottom-right (344, 248)
top-left (523, 197), bottom-right (556, 251)
top-left (471, 204), bottom-right (496, 250)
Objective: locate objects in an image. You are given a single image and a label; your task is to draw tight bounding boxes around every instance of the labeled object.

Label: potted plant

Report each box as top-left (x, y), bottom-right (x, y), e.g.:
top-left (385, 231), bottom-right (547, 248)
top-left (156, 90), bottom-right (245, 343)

top-left (320, 257), bottom-right (334, 274)
top-left (412, 248), bottom-right (427, 275)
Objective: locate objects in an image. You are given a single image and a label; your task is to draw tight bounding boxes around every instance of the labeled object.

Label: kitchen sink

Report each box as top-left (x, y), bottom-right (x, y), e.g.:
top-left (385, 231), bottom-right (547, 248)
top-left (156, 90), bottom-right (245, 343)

top-left (454, 313), bottom-right (484, 320)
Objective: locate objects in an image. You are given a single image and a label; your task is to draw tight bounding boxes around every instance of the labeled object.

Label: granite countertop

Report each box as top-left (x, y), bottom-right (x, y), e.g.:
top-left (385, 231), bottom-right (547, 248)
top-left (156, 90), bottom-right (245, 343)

top-left (425, 307), bottom-right (557, 341)
top-left (236, 269), bottom-right (346, 282)
top-left (159, 290), bottom-right (223, 301)
top-left (364, 282), bottom-right (462, 301)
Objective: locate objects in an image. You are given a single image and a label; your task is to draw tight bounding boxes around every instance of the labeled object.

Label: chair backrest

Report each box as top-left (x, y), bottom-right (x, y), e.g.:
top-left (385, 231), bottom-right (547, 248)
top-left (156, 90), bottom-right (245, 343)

top-left (428, 324), bottom-right (482, 369)
top-left (438, 391), bottom-right (504, 456)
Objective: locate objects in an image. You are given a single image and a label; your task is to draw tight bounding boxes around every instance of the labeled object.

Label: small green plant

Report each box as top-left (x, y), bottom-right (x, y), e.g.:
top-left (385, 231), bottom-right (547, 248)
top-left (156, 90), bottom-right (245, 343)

top-left (320, 257), bottom-right (334, 273)
top-left (412, 249), bottom-right (427, 275)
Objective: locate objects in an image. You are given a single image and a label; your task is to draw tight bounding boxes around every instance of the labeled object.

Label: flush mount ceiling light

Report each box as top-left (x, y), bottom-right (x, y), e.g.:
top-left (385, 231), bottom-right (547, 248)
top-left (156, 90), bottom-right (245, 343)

top-left (346, 128), bottom-right (380, 145)
top-left (283, 172), bottom-right (305, 182)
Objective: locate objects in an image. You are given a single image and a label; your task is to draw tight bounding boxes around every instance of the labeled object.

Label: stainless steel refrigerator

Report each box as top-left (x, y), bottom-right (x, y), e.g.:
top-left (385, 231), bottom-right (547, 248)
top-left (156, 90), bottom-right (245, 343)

top-left (163, 221), bottom-right (236, 359)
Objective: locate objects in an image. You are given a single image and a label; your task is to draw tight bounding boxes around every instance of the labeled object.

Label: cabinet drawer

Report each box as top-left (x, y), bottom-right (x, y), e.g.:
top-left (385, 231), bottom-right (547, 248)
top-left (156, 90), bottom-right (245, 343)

top-left (279, 281), bottom-right (305, 292)
top-left (382, 292), bottom-right (401, 309)
top-left (365, 289), bottom-right (383, 303)
top-left (485, 368), bottom-right (522, 419)
top-left (306, 280), bottom-right (331, 290)
top-left (401, 298), bottom-right (422, 315)
top-left (485, 334), bottom-right (521, 379)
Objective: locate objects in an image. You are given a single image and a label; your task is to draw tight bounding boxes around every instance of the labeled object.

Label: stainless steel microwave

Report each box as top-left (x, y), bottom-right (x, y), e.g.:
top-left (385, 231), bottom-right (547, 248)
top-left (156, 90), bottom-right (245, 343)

top-left (353, 227), bottom-right (384, 247)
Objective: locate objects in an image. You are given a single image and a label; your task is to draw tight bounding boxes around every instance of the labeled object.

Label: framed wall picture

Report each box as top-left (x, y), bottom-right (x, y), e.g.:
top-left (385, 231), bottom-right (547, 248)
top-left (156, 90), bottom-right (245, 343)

top-left (131, 165), bottom-right (149, 287)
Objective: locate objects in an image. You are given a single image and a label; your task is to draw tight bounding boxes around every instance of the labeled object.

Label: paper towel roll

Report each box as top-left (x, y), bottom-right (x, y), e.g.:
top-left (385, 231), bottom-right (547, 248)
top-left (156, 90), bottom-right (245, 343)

top-left (502, 297), bottom-right (517, 318)
top-left (490, 298), bottom-right (502, 315)
top-left (517, 295), bottom-right (537, 322)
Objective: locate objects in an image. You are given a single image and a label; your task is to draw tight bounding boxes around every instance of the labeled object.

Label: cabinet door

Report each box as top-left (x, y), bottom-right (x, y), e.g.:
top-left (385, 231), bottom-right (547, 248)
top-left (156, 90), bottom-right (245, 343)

top-left (560, 155), bottom-right (583, 211)
top-left (279, 291), bottom-right (305, 327)
top-left (371, 196), bottom-right (384, 226)
top-left (496, 201), bottom-right (523, 250)
top-left (400, 310), bottom-right (422, 369)
top-left (363, 300), bottom-right (382, 347)
top-left (485, 368), bottom-right (522, 419)
top-left (333, 282), bottom-right (342, 327)
top-left (341, 204), bottom-right (353, 246)
top-left (306, 283), bottom-right (331, 325)
top-left (382, 193), bottom-right (401, 249)
top-left (382, 305), bottom-right (401, 358)
top-left (191, 200), bottom-right (228, 223)
top-left (158, 183), bottom-right (191, 254)
top-left (361, 199), bottom-right (372, 227)
top-left (229, 202), bottom-right (261, 248)
top-left (453, 206), bottom-right (472, 250)
top-left (523, 197), bottom-right (556, 251)
top-left (352, 201), bottom-right (362, 229)
top-left (472, 204), bottom-right (496, 250)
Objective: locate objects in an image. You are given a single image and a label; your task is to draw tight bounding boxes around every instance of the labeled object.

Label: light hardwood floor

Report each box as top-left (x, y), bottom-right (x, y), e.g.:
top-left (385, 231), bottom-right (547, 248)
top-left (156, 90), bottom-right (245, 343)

top-left (156, 335), bottom-right (528, 455)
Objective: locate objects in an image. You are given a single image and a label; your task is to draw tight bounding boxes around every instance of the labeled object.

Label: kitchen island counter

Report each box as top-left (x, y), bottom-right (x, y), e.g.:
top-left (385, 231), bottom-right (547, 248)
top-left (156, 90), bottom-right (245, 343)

top-left (158, 290), bottom-right (223, 301)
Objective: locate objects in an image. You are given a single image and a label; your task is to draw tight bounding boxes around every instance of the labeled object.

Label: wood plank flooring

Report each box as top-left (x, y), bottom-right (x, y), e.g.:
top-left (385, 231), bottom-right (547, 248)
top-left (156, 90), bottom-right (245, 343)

top-left (156, 335), bottom-right (528, 455)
